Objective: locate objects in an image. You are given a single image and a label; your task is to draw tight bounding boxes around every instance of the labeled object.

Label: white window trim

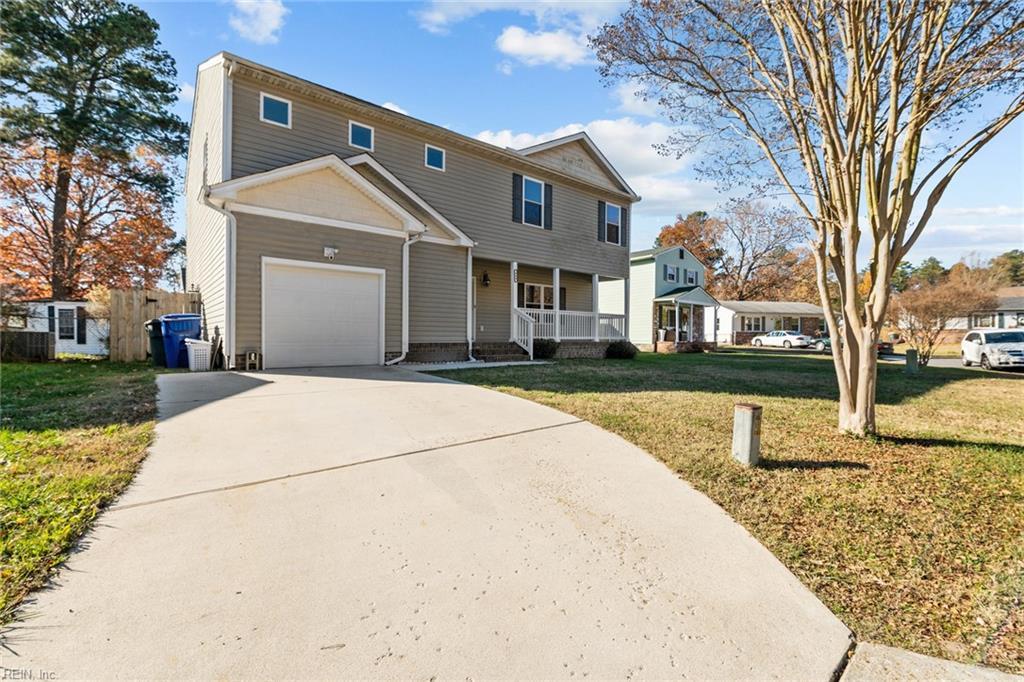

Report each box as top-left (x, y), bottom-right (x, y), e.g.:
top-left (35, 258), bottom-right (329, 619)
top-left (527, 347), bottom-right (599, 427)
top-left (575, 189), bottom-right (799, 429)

top-left (521, 282), bottom-right (559, 309)
top-left (349, 120), bottom-right (375, 151)
top-left (522, 175), bottom-right (545, 229)
top-left (665, 265), bottom-right (678, 283)
top-left (424, 144), bottom-right (446, 171)
top-left (605, 202), bottom-right (622, 245)
top-left (259, 92), bottom-right (292, 129)
top-left (685, 268), bottom-right (697, 285)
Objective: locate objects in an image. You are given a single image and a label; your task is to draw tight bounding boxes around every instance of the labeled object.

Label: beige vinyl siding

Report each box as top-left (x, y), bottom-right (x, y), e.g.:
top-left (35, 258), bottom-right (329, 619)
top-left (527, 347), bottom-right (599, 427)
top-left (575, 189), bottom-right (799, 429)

top-left (524, 141), bottom-right (620, 193)
top-left (233, 212), bottom-right (404, 354)
top-left (185, 63), bottom-right (228, 344)
top-left (409, 241), bottom-right (467, 343)
top-left (230, 75), bottom-right (629, 278)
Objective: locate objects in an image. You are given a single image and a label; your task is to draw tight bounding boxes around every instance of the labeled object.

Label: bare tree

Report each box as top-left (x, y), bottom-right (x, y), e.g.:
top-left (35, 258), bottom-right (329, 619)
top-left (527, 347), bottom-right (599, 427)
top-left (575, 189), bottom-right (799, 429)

top-left (889, 267), bottom-right (998, 366)
top-left (592, 1), bottom-right (1024, 434)
top-left (716, 200), bottom-right (807, 300)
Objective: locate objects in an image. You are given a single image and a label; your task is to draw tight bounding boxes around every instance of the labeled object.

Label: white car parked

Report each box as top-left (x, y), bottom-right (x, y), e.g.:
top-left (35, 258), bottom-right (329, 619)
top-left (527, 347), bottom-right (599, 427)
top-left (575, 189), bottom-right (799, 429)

top-left (751, 330), bottom-right (814, 348)
top-left (961, 329), bottom-right (1024, 370)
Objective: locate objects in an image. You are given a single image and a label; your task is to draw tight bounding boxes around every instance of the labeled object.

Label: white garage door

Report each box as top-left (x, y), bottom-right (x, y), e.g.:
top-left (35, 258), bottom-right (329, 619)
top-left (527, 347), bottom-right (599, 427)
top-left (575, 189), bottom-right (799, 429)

top-left (263, 261), bottom-right (383, 368)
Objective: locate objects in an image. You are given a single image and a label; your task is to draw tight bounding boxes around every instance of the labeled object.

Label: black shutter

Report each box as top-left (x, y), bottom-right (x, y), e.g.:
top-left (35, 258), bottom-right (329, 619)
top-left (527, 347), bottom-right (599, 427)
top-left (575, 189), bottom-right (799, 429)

top-left (517, 282), bottom-right (525, 308)
top-left (559, 287), bottom-right (566, 310)
top-left (76, 306), bottom-right (86, 344)
top-left (598, 200), bottom-right (606, 242)
top-left (512, 173), bottom-right (523, 223)
top-left (47, 305), bottom-right (55, 332)
top-left (543, 183), bottom-right (553, 230)
top-left (621, 206), bottom-right (629, 247)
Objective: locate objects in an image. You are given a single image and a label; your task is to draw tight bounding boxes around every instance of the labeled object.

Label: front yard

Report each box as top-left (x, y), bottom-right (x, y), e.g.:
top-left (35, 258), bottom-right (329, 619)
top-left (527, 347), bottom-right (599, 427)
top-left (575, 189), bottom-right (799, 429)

top-left (0, 361), bottom-right (163, 623)
top-left (438, 352), bottom-right (1024, 673)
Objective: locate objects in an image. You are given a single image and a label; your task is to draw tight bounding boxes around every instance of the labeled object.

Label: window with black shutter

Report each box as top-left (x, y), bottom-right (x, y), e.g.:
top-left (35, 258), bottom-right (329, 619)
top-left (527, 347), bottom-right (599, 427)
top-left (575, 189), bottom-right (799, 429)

top-left (76, 306), bottom-right (87, 344)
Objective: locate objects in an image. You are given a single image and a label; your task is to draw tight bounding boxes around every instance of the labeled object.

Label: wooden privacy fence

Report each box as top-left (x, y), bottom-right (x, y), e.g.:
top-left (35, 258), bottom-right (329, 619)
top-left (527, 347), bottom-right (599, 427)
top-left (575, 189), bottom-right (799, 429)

top-left (109, 289), bottom-right (201, 362)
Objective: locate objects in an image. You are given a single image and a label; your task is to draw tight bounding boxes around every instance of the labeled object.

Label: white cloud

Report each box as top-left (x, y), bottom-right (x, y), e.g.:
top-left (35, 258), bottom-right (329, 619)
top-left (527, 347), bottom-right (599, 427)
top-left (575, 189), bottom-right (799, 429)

top-left (229, 0), bottom-right (288, 45)
top-left (416, 1), bottom-right (622, 35)
top-left (178, 82), bottom-right (195, 103)
top-left (382, 102), bottom-right (408, 115)
top-left (495, 26), bottom-right (590, 68)
top-left (497, 60), bottom-right (514, 76)
top-left (935, 205), bottom-right (1024, 218)
top-left (614, 82), bottom-right (658, 117)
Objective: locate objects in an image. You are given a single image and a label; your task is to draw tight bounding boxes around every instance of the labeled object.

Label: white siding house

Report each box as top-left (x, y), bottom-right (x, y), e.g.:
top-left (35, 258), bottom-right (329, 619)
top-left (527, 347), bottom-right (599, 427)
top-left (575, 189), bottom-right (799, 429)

top-left (707, 301), bottom-right (825, 345)
top-left (24, 300), bottom-right (109, 356)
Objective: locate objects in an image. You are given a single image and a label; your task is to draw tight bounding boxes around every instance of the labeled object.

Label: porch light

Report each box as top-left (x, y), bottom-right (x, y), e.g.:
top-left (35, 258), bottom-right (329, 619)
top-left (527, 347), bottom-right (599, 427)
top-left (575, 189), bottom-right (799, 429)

top-left (482, 271), bottom-right (491, 287)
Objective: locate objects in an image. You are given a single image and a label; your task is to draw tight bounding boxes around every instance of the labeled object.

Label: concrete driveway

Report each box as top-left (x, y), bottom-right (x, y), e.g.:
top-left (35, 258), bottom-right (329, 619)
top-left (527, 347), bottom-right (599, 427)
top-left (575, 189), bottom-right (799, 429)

top-left (6, 366), bottom-right (852, 679)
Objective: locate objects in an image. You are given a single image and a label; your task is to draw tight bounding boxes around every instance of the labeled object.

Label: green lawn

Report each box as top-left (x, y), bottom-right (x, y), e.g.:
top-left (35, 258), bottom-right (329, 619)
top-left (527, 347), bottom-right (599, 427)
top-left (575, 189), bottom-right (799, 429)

top-left (0, 360), bottom-right (164, 623)
top-left (436, 352), bottom-right (1024, 673)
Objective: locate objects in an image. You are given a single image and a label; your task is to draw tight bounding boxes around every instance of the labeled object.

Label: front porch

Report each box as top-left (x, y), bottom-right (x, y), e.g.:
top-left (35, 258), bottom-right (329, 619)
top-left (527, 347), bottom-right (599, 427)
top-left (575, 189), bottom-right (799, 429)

top-left (650, 286), bottom-right (720, 352)
top-left (472, 259), bottom-right (627, 360)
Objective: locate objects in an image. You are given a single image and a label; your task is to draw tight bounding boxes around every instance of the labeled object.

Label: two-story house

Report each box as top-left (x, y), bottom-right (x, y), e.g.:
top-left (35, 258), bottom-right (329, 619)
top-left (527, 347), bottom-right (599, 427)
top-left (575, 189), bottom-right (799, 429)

top-left (601, 246), bottom-right (719, 350)
top-left (185, 53), bottom-right (638, 369)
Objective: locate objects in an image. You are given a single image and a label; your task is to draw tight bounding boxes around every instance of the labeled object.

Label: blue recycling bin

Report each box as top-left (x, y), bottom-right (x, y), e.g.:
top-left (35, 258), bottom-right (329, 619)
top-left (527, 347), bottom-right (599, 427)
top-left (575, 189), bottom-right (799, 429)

top-left (160, 313), bottom-right (202, 369)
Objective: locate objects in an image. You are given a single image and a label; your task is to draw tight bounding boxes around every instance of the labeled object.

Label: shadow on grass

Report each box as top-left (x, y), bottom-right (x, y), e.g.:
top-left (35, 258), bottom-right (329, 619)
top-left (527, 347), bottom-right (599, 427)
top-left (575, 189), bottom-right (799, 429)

top-left (443, 351), bottom-right (1022, 406)
top-left (759, 458), bottom-right (870, 471)
top-left (878, 435), bottom-right (1024, 454)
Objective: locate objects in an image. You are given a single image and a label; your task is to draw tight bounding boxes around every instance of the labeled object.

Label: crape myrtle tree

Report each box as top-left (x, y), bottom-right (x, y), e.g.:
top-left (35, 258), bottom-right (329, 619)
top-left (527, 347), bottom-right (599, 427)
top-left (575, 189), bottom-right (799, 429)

top-left (592, 1), bottom-right (1024, 435)
top-left (0, 0), bottom-right (187, 299)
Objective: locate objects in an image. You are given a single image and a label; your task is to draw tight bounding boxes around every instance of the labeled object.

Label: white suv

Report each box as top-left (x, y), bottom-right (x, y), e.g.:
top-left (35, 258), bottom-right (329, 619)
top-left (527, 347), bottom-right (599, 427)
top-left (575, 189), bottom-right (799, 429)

top-left (751, 330), bottom-right (814, 348)
top-left (961, 329), bottom-right (1024, 370)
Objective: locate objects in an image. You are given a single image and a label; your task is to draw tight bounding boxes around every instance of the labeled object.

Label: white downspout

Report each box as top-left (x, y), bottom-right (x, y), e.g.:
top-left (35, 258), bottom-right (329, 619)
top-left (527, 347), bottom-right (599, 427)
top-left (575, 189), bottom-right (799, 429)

top-left (466, 247), bottom-right (477, 362)
top-left (385, 232), bottom-right (424, 366)
top-left (202, 189), bottom-right (236, 368)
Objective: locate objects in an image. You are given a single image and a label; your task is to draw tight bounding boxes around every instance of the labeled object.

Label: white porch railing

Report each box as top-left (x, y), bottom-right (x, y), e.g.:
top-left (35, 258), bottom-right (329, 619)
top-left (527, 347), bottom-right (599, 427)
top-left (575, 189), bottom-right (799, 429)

top-left (519, 309), bottom-right (627, 341)
top-left (512, 308), bottom-right (535, 359)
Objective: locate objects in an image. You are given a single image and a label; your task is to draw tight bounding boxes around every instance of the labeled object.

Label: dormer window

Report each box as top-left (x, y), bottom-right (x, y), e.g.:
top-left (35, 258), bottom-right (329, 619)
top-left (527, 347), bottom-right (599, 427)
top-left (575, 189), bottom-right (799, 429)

top-left (349, 121), bottom-right (374, 151)
top-left (260, 93), bottom-right (292, 128)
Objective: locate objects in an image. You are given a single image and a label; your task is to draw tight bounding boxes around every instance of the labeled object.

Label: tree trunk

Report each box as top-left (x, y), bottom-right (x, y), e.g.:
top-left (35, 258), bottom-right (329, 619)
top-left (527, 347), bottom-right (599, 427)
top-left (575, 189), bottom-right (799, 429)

top-left (835, 333), bottom-right (879, 436)
top-left (49, 153), bottom-right (73, 299)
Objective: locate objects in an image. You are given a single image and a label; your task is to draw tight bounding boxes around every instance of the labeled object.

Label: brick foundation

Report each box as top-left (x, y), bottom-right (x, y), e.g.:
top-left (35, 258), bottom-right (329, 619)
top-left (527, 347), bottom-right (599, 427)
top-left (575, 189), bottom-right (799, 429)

top-left (404, 343), bottom-right (470, 363)
top-left (554, 341), bottom-right (613, 359)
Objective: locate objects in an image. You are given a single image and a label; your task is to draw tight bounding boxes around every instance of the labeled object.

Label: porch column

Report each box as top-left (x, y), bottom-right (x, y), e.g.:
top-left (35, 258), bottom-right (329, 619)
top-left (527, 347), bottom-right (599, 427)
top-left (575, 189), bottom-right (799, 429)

top-left (509, 261), bottom-right (518, 342)
top-left (553, 267), bottom-right (561, 341)
top-left (688, 303), bottom-right (694, 342)
top-left (592, 273), bottom-right (600, 341)
top-left (674, 302), bottom-right (680, 347)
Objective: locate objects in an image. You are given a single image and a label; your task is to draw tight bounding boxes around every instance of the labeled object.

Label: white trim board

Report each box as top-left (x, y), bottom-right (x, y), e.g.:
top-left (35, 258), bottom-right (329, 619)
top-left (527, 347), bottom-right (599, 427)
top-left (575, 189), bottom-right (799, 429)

top-left (225, 202), bottom-right (411, 239)
top-left (260, 256), bottom-right (386, 367)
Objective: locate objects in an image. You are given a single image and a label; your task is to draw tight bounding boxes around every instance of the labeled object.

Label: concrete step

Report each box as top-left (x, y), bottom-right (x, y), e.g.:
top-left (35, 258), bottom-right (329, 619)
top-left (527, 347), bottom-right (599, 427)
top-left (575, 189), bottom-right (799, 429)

top-left (477, 354), bottom-right (531, 363)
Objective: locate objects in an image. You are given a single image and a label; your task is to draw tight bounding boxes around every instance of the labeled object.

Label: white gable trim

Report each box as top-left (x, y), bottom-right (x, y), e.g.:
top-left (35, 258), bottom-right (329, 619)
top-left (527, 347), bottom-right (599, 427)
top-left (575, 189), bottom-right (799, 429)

top-left (224, 202), bottom-right (412, 239)
top-left (516, 132), bottom-right (639, 200)
top-left (345, 154), bottom-right (475, 247)
top-left (208, 155), bottom-right (424, 234)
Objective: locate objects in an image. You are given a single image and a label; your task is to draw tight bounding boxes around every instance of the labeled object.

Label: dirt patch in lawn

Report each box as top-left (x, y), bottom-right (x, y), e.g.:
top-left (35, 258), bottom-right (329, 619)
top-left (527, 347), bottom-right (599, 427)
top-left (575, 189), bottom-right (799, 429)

top-left (437, 352), bottom-right (1024, 673)
top-left (0, 360), bottom-right (164, 624)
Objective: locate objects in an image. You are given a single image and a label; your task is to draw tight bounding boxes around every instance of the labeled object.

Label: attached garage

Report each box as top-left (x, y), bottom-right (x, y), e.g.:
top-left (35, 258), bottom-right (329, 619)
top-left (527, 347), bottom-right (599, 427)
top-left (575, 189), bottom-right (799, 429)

top-left (262, 258), bottom-right (385, 368)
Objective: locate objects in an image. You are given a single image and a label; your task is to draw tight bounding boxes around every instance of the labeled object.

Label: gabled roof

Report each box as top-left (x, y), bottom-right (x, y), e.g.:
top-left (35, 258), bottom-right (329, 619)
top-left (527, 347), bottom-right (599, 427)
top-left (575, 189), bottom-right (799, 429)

top-left (515, 132), bottom-right (639, 199)
top-left (631, 244), bottom-right (709, 269)
top-left (717, 301), bottom-right (824, 315)
top-left (653, 285), bottom-right (720, 307)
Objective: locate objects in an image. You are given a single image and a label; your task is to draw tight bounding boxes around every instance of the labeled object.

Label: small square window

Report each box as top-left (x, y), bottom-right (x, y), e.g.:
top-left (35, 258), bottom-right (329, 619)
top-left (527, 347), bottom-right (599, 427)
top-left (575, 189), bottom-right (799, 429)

top-left (425, 144), bottom-right (445, 171)
top-left (349, 121), bottom-right (374, 151)
top-left (260, 93), bottom-right (291, 128)
top-left (58, 309), bottom-right (74, 339)
top-left (523, 176), bottom-right (544, 227)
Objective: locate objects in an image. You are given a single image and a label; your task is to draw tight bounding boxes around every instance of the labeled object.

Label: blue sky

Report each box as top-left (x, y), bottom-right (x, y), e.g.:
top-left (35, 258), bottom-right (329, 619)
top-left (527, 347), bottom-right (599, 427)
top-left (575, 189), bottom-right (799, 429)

top-left (148, 0), bottom-right (1023, 268)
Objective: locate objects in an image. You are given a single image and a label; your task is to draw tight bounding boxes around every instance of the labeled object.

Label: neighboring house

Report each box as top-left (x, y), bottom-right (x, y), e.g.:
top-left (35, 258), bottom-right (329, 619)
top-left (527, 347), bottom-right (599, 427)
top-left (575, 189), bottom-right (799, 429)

top-left (933, 286), bottom-right (1024, 342)
top-left (601, 245), bottom-right (719, 349)
top-left (708, 301), bottom-right (826, 345)
top-left (19, 300), bottom-right (109, 356)
top-left (185, 52), bottom-right (637, 369)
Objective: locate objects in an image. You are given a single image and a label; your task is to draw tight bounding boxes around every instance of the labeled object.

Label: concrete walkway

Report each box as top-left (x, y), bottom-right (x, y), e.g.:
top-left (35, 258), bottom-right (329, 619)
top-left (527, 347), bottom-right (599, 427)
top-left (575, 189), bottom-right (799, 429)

top-left (6, 366), bottom-right (853, 679)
